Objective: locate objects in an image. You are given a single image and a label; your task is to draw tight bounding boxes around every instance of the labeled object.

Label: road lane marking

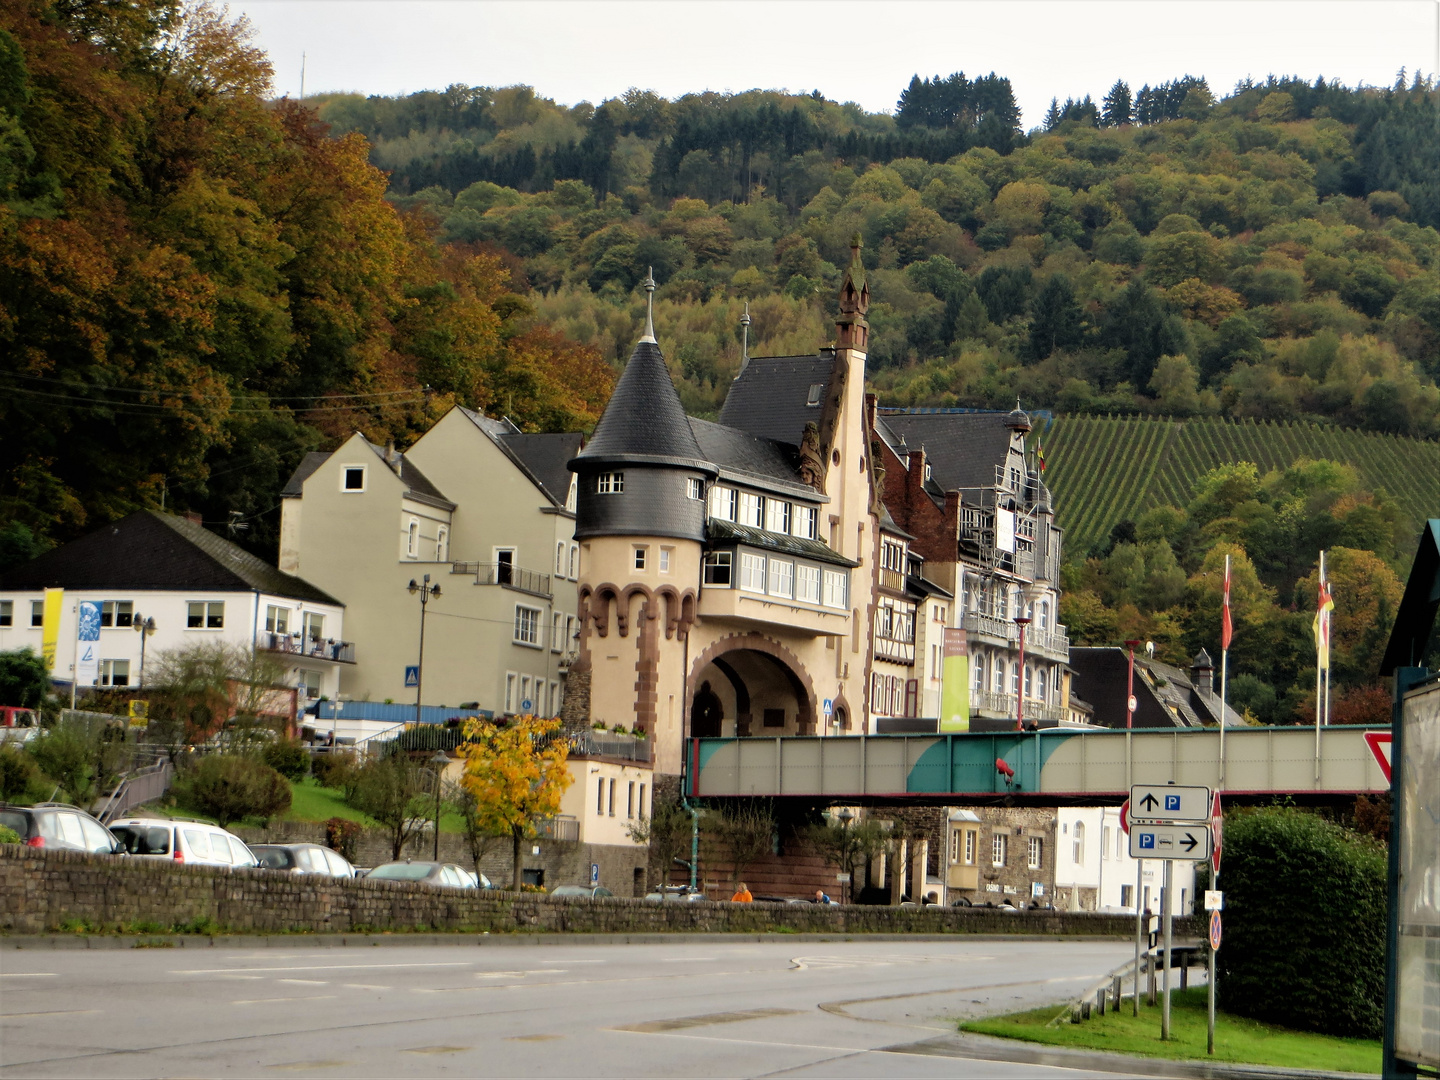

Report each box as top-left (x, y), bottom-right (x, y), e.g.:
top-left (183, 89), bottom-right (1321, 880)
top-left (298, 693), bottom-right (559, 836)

top-left (615, 1007), bottom-right (801, 1033)
top-left (277, 979), bottom-right (329, 986)
top-left (0, 972), bottom-right (56, 978)
top-left (174, 962), bottom-right (473, 974)
top-left (264, 1060), bottom-right (353, 1071)
top-left (342, 984), bottom-right (390, 991)
top-left (0, 1010), bottom-right (100, 1019)
top-left (507, 1034), bottom-right (562, 1042)
top-left (231, 995), bottom-right (337, 1005)
top-left (661, 956), bottom-right (716, 962)
top-left (402, 1045), bottom-right (470, 1054)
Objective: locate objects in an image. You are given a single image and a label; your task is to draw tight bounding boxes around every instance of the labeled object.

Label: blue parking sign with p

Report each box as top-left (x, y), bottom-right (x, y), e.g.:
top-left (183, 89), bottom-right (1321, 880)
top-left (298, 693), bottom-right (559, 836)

top-left (1165, 795), bottom-right (1181, 811)
top-left (1139, 833), bottom-right (1156, 849)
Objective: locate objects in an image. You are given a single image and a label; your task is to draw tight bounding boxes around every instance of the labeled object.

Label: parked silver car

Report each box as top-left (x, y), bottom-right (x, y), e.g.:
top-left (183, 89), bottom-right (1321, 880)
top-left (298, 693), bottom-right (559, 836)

top-left (108, 817), bottom-right (257, 868)
top-left (250, 843), bottom-right (356, 877)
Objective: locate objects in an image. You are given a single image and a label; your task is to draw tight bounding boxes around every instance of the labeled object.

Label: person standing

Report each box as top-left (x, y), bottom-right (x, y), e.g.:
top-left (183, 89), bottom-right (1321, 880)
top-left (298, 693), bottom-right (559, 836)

top-left (731, 882), bottom-right (753, 902)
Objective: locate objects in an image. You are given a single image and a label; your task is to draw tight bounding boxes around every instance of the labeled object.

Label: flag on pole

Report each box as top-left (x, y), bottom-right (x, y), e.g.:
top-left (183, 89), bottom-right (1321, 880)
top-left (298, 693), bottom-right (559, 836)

top-left (1221, 555), bottom-right (1233, 651)
top-left (1036, 442), bottom-right (1046, 473)
top-left (1313, 566), bottom-right (1334, 670)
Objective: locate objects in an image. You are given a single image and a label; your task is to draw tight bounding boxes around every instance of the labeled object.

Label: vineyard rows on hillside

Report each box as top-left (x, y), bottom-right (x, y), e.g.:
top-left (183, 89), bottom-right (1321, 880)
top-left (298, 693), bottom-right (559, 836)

top-left (1037, 415), bottom-right (1440, 556)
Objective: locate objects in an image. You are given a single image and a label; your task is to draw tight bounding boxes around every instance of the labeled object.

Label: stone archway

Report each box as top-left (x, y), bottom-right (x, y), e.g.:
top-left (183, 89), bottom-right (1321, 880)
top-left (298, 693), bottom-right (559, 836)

top-left (686, 633), bottom-right (818, 737)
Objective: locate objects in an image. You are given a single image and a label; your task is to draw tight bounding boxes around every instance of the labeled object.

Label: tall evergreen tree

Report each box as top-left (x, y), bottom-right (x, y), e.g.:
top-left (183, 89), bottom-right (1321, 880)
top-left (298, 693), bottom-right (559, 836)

top-left (1028, 274), bottom-right (1085, 359)
top-left (1044, 97), bottom-right (1062, 130)
top-left (1101, 79), bottom-right (1132, 126)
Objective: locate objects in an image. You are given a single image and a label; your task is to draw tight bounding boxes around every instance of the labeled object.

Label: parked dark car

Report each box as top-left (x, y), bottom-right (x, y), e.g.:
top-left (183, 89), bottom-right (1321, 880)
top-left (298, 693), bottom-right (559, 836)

top-left (550, 885), bottom-right (614, 899)
top-left (250, 843), bottom-right (356, 878)
top-left (0, 803), bottom-right (124, 854)
top-left (364, 861), bottom-right (476, 889)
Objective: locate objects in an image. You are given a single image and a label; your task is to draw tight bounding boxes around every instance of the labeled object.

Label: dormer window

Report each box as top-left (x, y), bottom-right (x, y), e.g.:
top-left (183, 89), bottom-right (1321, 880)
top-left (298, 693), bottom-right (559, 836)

top-left (806, 384), bottom-right (824, 407)
top-left (597, 472), bottom-right (624, 494)
top-left (924, 463), bottom-right (932, 481)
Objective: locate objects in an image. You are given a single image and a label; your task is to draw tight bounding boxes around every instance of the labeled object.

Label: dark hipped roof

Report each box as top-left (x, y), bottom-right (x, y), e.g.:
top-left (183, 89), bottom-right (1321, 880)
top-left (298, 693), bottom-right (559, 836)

top-left (718, 352), bottom-right (836, 447)
top-left (877, 410), bottom-right (1017, 493)
top-left (281, 452), bottom-right (330, 497)
top-left (1, 511), bottom-right (341, 604)
top-left (705, 518), bottom-right (858, 568)
top-left (688, 418), bottom-right (811, 494)
top-left (1383, 519), bottom-right (1440, 673)
top-left (499, 432), bottom-right (583, 506)
top-left (572, 340), bottom-right (707, 467)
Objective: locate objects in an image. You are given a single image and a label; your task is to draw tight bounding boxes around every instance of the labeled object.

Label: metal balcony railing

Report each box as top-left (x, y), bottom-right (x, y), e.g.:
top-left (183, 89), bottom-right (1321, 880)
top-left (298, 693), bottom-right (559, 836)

top-left (880, 567), bottom-right (906, 592)
top-left (258, 632), bottom-right (356, 664)
top-left (971, 689), bottom-right (1066, 724)
top-left (959, 613), bottom-right (1069, 659)
top-left (451, 561), bottom-right (551, 597)
top-left (536, 815), bottom-right (580, 842)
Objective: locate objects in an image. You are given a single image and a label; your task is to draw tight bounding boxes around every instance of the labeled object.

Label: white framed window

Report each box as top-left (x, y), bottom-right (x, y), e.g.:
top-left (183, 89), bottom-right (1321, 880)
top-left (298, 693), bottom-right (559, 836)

top-left (822, 569), bottom-right (848, 609)
top-left (703, 551), bottom-right (733, 586)
top-left (739, 552), bottom-right (766, 593)
top-left (993, 655), bottom-right (1005, 692)
top-left (569, 544), bottom-right (578, 579)
top-left (549, 680), bottom-right (560, 715)
top-left (552, 612), bottom-right (563, 653)
top-left (1027, 836), bottom-right (1042, 869)
top-left (639, 783), bottom-right (647, 818)
top-left (659, 547), bottom-right (672, 573)
top-left (1010, 662), bottom-right (1020, 696)
top-left (100, 601), bottom-right (133, 628)
top-left (768, 559), bottom-right (794, 598)
top-left (608, 778), bottom-right (616, 816)
top-left (1102, 825), bottom-right (1111, 861)
top-left (406, 517), bottom-right (419, 558)
top-left (298, 668), bottom-right (322, 699)
top-left (0, 601), bottom-right (11, 627)
top-left (766, 499), bottom-right (791, 534)
top-left (972, 654), bottom-right (983, 692)
top-left (708, 485), bottom-right (737, 521)
top-left (992, 834), bottom-right (1007, 868)
top-left (687, 477), bottom-right (705, 500)
top-left (627, 781), bottom-right (635, 818)
top-left (633, 546), bottom-right (647, 571)
top-left (565, 615), bottom-right (576, 651)
top-left (806, 382), bottom-right (824, 406)
top-left (341, 465), bottom-right (366, 492)
top-left (996, 586), bottom-right (1008, 619)
top-left (1038, 599), bottom-right (1050, 630)
top-left (1073, 822), bottom-right (1085, 863)
top-left (1024, 665), bottom-right (1033, 699)
top-left (597, 472), bottom-right (624, 494)
top-left (514, 605), bottom-right (541, 647)
top-left (505, 672), bottom-right (517, 713)
top-left (738, 492), bottom-right (764, 528)
top-left (795, 564), bottom-right (821, 604)
top-left (596, 777), bottom-right (605, 815)
top-left (949, 829), bottom-right (961, 864)
top-left (520, 675), bottom-right (533, 712)
top-left (1036, 668), bottom-right (1048, 702)
top-left (187, 601), bottom-right (224, 629)
top-left (436, 527), bottom-right (449, 562)
top-left (793, 505), bottom-right (817, 539)
top-left (264, 605), bottom-right (288, 634)
top-left (964, 830), bottom-right (977, 865)
top-left (881, 541), bottom-right (905, 572)
top-left (556, 542), bottom-right (566, 575)
top-left (304, 612), bottom-right (325, 643)
top-left (99, 659), bottom-right (130, 687)
top-left (30, 600), bottom-right (43, 627)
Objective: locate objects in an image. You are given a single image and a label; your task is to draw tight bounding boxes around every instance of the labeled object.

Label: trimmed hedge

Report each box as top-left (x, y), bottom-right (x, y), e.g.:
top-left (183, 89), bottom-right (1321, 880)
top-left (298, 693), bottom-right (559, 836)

top-left (1218, 807), bottom-right (1386, 1038)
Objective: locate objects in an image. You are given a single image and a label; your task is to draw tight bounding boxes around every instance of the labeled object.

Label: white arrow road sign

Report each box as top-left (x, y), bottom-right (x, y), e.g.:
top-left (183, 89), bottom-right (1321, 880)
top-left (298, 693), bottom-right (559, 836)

top-left (1130, 785), bottom-right (1212, 822)
top-left (1129, 823), bottom-right (1212, 861)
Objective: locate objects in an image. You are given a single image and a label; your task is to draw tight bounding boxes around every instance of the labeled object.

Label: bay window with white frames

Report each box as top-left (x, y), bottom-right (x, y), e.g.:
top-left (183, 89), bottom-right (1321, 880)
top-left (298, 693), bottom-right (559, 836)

top-left (767, 558), bottom-right (794, 599)
top-left (765, 499), bottom-right (791, 534)
top-left (822, 569), bottom-right (848, 609)
top-left (793, 505), bottom-right (817, 539)
top-left (739, 552), bottom-right (767, 593)
top-left (795, 564), bottom-right (820, 604)
top-left (737, 492), bottom-right (764, 528)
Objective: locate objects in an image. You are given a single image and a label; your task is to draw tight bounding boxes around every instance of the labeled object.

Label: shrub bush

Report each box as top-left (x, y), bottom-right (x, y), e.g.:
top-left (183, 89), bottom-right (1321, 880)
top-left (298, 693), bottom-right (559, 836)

top-left (1218, 806), bottom-right (1386, 1038)
top-left (263, 737), bottom-right (309, 780)
top-left (0, 744), bottom-right (38, 801)
top-left (0, 824), bottom-right (21, 844)
top-left (172, 754), bottom-right (292, 826)
top-left (310, 751), bottom-right (357, 792)
top-left (324, 817), bottom-right (362, 862)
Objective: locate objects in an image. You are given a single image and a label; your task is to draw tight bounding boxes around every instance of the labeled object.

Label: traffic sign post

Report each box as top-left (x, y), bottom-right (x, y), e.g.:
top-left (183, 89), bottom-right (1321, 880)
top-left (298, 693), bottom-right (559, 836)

top-left (1208, 792), bottom-right (1222, 1056)
top-left (1129, 824), bottom-right (1212, 861)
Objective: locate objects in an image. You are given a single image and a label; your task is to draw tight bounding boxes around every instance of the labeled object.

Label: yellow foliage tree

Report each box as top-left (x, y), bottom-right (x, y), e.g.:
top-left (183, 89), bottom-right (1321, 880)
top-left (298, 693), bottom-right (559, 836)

top-left (459, 715), bottom-right (573, 890)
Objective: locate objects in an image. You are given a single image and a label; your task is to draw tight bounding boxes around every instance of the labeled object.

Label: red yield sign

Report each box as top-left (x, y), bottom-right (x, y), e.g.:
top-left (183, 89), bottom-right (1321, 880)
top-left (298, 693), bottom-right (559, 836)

top-left (1364, 731), bottom-right (1393, 783)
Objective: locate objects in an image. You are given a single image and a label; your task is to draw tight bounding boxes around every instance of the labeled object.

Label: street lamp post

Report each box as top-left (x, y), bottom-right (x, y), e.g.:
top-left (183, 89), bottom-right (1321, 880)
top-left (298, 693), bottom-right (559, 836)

top-left (1124, 639), bottom-right (1142, 729)
top-left (431, 749), bottom-right (450, 862)
top-left (1013, 616), bottom-right (1031, 731)
top-left (407, 575), bottom-right (441, 729)
top-left (837, 808), bottom-right (855, 904)
top-left (132, 613), bottom-right (157, 689)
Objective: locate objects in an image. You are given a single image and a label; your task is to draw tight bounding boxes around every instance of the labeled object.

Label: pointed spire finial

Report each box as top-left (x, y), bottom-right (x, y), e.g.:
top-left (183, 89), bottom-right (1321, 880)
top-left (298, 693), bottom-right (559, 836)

top-left (639, 267), bottom-right (657, 345)
top-left (738, 300), bottom-right (751, 376)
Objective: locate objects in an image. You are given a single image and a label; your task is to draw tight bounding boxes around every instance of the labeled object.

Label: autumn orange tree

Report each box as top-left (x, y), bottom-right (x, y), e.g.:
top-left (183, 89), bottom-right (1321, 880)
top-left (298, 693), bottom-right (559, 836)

top-left (459, 715), bottom-right (573, 891)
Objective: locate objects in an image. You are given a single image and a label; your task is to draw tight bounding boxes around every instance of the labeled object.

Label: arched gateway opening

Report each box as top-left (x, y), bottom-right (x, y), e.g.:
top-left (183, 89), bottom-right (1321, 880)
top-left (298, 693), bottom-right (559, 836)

top-left (687, 634), bottom-right (816, 737)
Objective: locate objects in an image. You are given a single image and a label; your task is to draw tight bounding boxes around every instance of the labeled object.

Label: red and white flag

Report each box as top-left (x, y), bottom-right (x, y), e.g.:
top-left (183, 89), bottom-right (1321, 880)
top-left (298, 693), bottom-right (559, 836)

top-left (1221, 554), bottom-right (1233, 652)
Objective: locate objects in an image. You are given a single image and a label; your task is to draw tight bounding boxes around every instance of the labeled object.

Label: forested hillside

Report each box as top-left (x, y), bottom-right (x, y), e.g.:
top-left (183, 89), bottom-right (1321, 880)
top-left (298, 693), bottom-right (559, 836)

top-left (0, 1), bottom-right (614, 565)
top-left (314, 71), bottom-right (1440, 432)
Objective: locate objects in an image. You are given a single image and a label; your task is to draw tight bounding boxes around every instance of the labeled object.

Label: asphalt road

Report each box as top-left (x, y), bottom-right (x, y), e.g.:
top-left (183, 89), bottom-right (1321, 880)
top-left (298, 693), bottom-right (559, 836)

top-left (0, 936), bottom-right (1148, 1078)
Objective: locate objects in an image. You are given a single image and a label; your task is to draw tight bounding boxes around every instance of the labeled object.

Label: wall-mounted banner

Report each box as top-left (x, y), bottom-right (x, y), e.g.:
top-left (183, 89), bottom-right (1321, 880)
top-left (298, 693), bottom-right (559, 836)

top-left (996, 509), bottom-right (1016, 553)
top-left (76, 600), bottom-right (101, 688)
top-left (939, 627), bottom-right (970, 732)
top-left (40, 588), bottom-right (64, 672)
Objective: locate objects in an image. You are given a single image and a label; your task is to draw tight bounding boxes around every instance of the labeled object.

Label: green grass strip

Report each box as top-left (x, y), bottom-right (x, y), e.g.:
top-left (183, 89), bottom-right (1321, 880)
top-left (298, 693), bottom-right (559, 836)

top-left (961, 986), bottom-right (1379, 1074)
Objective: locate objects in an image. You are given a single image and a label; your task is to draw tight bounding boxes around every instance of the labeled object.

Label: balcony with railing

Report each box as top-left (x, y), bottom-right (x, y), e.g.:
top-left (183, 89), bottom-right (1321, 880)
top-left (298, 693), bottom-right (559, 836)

top-left (959, 612), bottom-right (1069, 661)
top-left (258, 632), bottom-right (356, 664)
top-left (451, 561), bottom-right (551, 598)
top-left (536, 815), bottom-right (580, 842)
top-left (971, 688), bottom-right (1066, 724)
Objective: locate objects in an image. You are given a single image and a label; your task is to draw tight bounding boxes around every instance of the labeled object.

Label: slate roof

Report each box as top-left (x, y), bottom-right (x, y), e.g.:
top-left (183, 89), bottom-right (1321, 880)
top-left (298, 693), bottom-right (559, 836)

top-left (876, 410), bottom-right (1017, 493)
top-left (688, 418), bottom-right (813, 496)
top-left (718, 352), bottom-right (837, 447)
top-left (500, 432), bottom-right (583, 507)
top-left (361, 439), bottom-right (454, 509)
top-left (1, 511), bottom-right (341, 604)
top-left (572, 340), bottom-right (707, 467)
top-left (280, 452), bottom-right (330, 497)
top-left (705, 518), bottom-right (859, 568)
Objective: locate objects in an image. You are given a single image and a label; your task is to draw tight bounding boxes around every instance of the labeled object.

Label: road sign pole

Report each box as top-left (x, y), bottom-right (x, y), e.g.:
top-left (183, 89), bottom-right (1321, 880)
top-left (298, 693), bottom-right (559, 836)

top-left (1134, 857), bottom-right (1144, 1016)
top-left (1208, 860), bottom-right (1218, 1054)
top-left (1161, 859), bottom-right (1173, 1040)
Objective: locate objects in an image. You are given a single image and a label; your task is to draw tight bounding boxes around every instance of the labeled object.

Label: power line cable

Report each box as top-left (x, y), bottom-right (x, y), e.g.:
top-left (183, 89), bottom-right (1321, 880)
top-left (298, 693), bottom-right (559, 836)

top-left (0, 370), bottom-right (432, 403)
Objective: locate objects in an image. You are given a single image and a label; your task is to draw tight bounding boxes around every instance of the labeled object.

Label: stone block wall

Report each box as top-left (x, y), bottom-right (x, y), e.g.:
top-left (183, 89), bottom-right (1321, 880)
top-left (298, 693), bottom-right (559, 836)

top-left (0, 846), bottom-right (1202, 938)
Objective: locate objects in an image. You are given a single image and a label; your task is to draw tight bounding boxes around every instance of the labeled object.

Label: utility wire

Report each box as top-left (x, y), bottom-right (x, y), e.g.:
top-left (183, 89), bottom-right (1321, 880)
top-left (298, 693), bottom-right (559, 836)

top-left (0, 370), bottom-right (431, 403)
top-left (0, 383), bottom-right (428, 416)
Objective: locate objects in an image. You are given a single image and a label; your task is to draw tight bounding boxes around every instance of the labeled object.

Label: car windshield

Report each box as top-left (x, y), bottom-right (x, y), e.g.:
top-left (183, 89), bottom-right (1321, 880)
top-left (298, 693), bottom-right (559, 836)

top-left (253, 848), bottom-right (291, 869)
top-left (0, 810), bottom-right (27, 836)
top-left (368, 863), bottom-right (435, 881)
top-left (111, 825), bottom-right (171, 855)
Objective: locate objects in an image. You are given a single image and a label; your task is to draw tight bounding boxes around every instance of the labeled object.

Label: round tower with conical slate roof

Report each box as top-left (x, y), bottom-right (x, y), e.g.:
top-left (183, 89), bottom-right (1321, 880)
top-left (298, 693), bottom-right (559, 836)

top-left (568, 272), bottom-right (716, 770)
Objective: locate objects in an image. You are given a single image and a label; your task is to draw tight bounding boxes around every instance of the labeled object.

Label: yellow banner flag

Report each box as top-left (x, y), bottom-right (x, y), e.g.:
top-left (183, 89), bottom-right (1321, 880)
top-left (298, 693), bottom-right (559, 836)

top-left (40, 588), bottom-right (64, 672)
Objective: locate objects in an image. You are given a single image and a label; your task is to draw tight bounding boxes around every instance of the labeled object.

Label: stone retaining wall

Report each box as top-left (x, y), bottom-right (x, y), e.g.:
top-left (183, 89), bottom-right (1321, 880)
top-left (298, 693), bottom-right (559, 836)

top-left (0, 846), bottom-right (1202, 938)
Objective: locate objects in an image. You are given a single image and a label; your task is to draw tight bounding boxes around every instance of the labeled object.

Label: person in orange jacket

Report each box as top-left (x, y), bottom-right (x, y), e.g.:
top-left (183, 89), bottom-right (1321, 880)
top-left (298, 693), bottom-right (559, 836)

top-left (731, 882), bottom-right (753, 902)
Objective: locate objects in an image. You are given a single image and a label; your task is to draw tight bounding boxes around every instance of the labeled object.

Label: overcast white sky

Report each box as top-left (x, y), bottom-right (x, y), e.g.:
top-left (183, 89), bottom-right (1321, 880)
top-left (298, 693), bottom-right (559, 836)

top-left (233, 1), bottom-right (1439, 127)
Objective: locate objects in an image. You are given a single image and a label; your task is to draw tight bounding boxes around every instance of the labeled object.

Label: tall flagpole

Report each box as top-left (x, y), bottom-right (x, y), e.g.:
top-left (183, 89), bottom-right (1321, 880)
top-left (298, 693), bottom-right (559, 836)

top-left (1219, 554), bottom-right (1230, 788)
top-left (1314, 550), bottom-right (1326, 780)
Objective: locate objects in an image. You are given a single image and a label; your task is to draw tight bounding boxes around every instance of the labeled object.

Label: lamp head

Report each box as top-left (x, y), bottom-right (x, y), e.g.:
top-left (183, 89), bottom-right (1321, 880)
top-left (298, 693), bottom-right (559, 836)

top-left (431, 584), bottom-right (441, 599)
top-left (408, 580), bottom-right (419, 594)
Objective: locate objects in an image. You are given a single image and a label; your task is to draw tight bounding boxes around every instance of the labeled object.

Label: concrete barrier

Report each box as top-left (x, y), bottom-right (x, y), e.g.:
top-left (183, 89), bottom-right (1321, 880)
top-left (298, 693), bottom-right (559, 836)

top-left (0, 846), bottom-right (1202, 938)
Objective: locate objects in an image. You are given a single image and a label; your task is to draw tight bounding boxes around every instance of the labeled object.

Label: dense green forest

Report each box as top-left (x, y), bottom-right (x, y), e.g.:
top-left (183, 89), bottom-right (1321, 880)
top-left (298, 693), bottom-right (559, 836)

top-left (312, 69), bottom-right (1440, 430)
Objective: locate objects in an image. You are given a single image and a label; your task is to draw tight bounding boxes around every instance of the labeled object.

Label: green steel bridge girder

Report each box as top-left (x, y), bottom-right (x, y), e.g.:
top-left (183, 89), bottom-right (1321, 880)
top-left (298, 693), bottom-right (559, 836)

top-left (687, 725), bottom-right (1391, 806)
